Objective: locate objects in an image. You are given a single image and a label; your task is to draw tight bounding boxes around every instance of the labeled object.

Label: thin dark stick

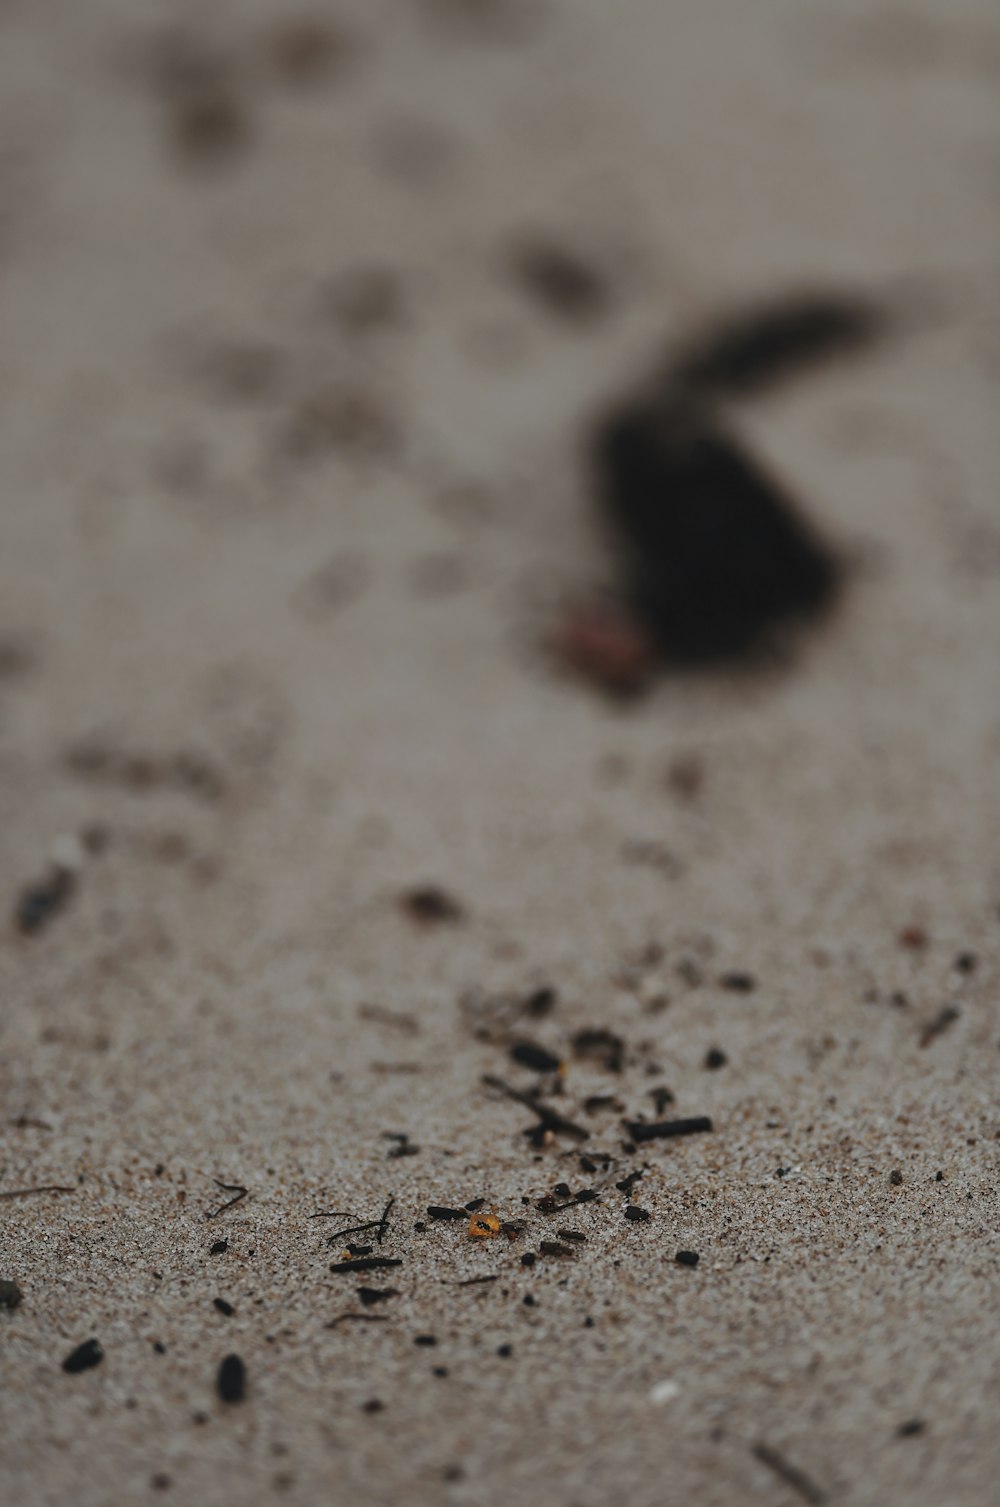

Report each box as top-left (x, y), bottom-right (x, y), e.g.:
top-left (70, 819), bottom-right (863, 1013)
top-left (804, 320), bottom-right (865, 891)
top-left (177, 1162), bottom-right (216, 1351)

top-left (753, 1443), bottom-right (827, 1506)
top-left (205, 1180), bottom-right (249, 1220)
top-left (376, 1196), bottom-right (394, 1244)
top-left (482, 1075), bottom-right (589, 1141)
top-left (330, 1257), bottom-right (402, 1275)
top-left (0, 1184), bottom-right (75, 1201)
top-left (452, 1274), bottom-right (500, 1287)
top-left (623, 1116), bottom-right (713, 1142)
top-left (326, 1313), bottom-right (389, 1328)
top-left (308, 1210), bottom-right (359, 1221)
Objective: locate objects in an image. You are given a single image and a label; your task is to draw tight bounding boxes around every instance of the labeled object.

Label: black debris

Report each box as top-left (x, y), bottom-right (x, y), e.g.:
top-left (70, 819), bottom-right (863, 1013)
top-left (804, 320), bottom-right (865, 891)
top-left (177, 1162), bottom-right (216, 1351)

top-left (357, 1287), bottom-right (398, 1306)
top-left (209, 1239), bottom-right (229, 1256)
top-left (920, 1005), bottom-right (960, 1048)
top-left (0, 1279), bottom-right (23, 1310)
top-left (752, 1441), bottom-right (827, 1505)
top-left (432, 1366), bottom-right (448, 1378)
top-left (624, 1205), bottom-right (651, 1223)
top-left (400, 886), bottom-right (464, 924)
top-left (555, 1229), bottom-right (587, 1243)
top-left (153, 1342), bottom-right (167, 1354)
top-left (594, 402), bottom-right (840, 663)
top-left (330, 1257), bottom-right (403, 1274)
top-left (454, 1274), bottom-right (500, 1287)
top-left (573, 1188), bottom-right (599, 1204)
top-left (615, 1170), bottom-right (644, 1194)
top-left (384, 1133), bottom-right (420, 1159)
top-left (649, 1087), bottom-right (675, 1114)
top-left (705, 1048), bottom-right (727, 1070)
top-left (465, 1198), bottom-right (486, 1212)
top-left (216, 1353), bottom-right (246, 1403)
top-left (496, 1342), bottom-right (513, 1358)
top-left (205, 1180), bottom-right (248, 1220)
top-left (889, 1170), bottom-right (904, 1187)
top-left (571, 1028), bottom-right (625, 1073)
top-left (213, 1298), bottom-right (235, 1316)
top-left (327, 1313), bottom-right (388, 1327)
top-left (509, 1042), bottom-right (561, 1074)
top-left (0, 1184), bottom-right (75, 1201)
top-left (414, 1334), bottom-right (437, 1347)
top-left (482, 1075), bottom-right (589, 1142)
top-left (509, 239), bottom-right (608, 323)
top-left (62, 1338), bottom-right (104, 1374)
top-left (520, 1252), bottom-right (536, 1267)
top-left (524, 987), bottom-right (557, 1017)
top-left (720, 971), bottom-right (756, 992)
top-left (426, 1205), bottom-right (467, 1222)
top-left (953, 952), bottom-right (977, 974)
top-left (624, 1116), bottom-right (713, 1142)
top-left (897, 1419), bottom-right (926, 1438)
top-left (675, 1250), bottom-right (700, 1267)
top-left (539, 1240), bottom-right (576, 1258)
top-left (584, 1095), bottom-right (622, 1115)
top-left (363, 1398), bottom-right (384, 1413)
top-left (670, 291), bottom-right (882, 400)
top-left (15, 868), bottom-right (75, 936)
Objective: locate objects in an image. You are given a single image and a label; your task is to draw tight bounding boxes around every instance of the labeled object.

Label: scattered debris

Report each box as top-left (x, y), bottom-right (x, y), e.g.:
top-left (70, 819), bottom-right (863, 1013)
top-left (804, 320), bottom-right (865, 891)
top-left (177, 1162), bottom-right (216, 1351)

top-left (358, 1287), bottom-right (398, 1306)
top-left (15, 867), bottom-right (76, 936)
top-left (330, 1257), bottom-right (403, 1274)
top-left (719, 972), bottom-right (756, 993)
top-left (0, 1279), bottom-right (23, 1310)
top-left (593, 401), bottom-right (840, 664)
top-left (209, 1240), bottom-right (229, 1256)
top-left (571, 1028), bottom-right (625, 1073)
top-left (623, 1116), bottom-right (713, 1142)
top-left (509, 238), bottom-right (609, 323)
top-left (0, 1184), bottom-right (75, 1201)
top-left (889, 1170), bottom-right (904, 1187)
top-left (213, 1298), bottom-right (235, 1316)
top-left (426, 1205), bottom-right (467, 1222)
top-left (752, 1441), bottom-right (827, 1506)
top-left (539, 1240), bottom-right (577, 1258)
top-left (400, 886), bottom-right (465, 924)
top-left (675, 1250), bottom-right (700, 1267)
top-left (920, 1005), bottom-right (959, 1048)
top-left (327, 1312), bottom-right (388, 1327)
top-left (704, 1048), bottom-right (727, 1070)
top-left (668, 290), bottom-right (883, 400)
top-left (385, 1133), bottom-right (420, 1159)
top-left (897, 1419), bottom-right (926, 1438)
top-left (217, 1353), bottom-right (246, 1403)
top-left (624, 1205), bottom-right (651, 1223)
top-left (509, 1042), bottom-right (561, 1074)
top-left (482, 1075), bottom-right (589, 1142)
top-left (205, 1180), bottom-right (248, 1220)
top-left (62, 1339), bottom-right (104, 1374)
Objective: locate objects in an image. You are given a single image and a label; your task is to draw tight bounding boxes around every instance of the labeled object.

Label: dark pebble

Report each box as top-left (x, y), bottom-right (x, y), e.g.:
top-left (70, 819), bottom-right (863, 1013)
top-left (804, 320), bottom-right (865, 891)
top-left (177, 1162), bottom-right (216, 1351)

top-left (624, 1205), bottom-right (651, 1223)
top-left (217, 1353), bottom-right (246, 1403)
top-left (705, 1048), bottom-right (727, 1070)
top-left (414, 1334), bottom-right (437, 1347)
top-left (0, 1279), bottom-right (23, 1310)
top-left (675, 1250), bottom-right (700, 1267)
top-left (213, 1298), bottom-right (235, 1316)
top-left (62, 1338), bottom-right (104, 1374)
top-left (509, 1041), bottom-right (561, 1074)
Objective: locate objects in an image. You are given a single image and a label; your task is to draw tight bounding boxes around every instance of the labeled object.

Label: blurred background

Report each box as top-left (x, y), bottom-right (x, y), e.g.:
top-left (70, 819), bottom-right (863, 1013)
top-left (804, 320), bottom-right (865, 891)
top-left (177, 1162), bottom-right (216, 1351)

top-left (0, 3), bottom-right (997, 1504)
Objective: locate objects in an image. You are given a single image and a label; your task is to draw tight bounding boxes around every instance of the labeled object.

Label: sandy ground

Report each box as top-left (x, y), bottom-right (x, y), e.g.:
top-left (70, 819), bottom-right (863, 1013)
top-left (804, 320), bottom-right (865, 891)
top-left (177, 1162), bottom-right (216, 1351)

top-left (0, 2), bottom-right (998, 1504)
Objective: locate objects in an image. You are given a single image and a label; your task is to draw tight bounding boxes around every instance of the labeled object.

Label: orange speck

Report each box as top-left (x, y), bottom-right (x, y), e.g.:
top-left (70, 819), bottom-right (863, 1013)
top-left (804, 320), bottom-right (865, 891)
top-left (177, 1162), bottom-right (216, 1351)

top-left (467, 1213), bottom-right (502, 1239)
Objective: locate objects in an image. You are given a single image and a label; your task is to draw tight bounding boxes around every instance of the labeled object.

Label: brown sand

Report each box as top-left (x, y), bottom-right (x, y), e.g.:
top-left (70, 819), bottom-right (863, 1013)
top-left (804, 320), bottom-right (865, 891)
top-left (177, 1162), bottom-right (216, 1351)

top-left (0, 2), bottom-right (997, 1504)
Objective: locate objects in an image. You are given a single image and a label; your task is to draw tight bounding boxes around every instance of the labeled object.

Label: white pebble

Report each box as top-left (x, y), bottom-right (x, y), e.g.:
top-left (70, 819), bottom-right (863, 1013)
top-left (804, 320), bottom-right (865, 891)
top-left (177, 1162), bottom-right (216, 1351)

top-left (649, 1379), bottom-right (680, 1405)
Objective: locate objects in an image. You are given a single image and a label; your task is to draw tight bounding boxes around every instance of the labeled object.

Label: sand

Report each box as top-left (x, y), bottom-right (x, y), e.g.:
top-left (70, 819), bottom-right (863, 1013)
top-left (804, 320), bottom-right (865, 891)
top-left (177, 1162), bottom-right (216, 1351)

top-left (0, 2), bottom-right (997, 1504)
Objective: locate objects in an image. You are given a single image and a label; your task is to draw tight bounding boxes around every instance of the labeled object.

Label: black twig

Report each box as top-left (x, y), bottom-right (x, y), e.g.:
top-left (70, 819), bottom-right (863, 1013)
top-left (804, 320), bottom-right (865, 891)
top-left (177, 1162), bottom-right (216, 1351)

top-left (205, 1180), bottom-right (249, 1220)
top-left (753, 1443), bottom-right (827, 1506)
top-left (482, 1075), bottom-right (589, 1141)
top-left (0, 1184), bottom-right (75, 1201)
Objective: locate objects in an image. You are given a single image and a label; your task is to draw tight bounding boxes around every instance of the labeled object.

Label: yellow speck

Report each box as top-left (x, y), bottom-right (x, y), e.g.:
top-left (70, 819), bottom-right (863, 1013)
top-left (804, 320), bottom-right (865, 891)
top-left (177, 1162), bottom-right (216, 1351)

top-left (467, 1212), bottom-right (502, 1239)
